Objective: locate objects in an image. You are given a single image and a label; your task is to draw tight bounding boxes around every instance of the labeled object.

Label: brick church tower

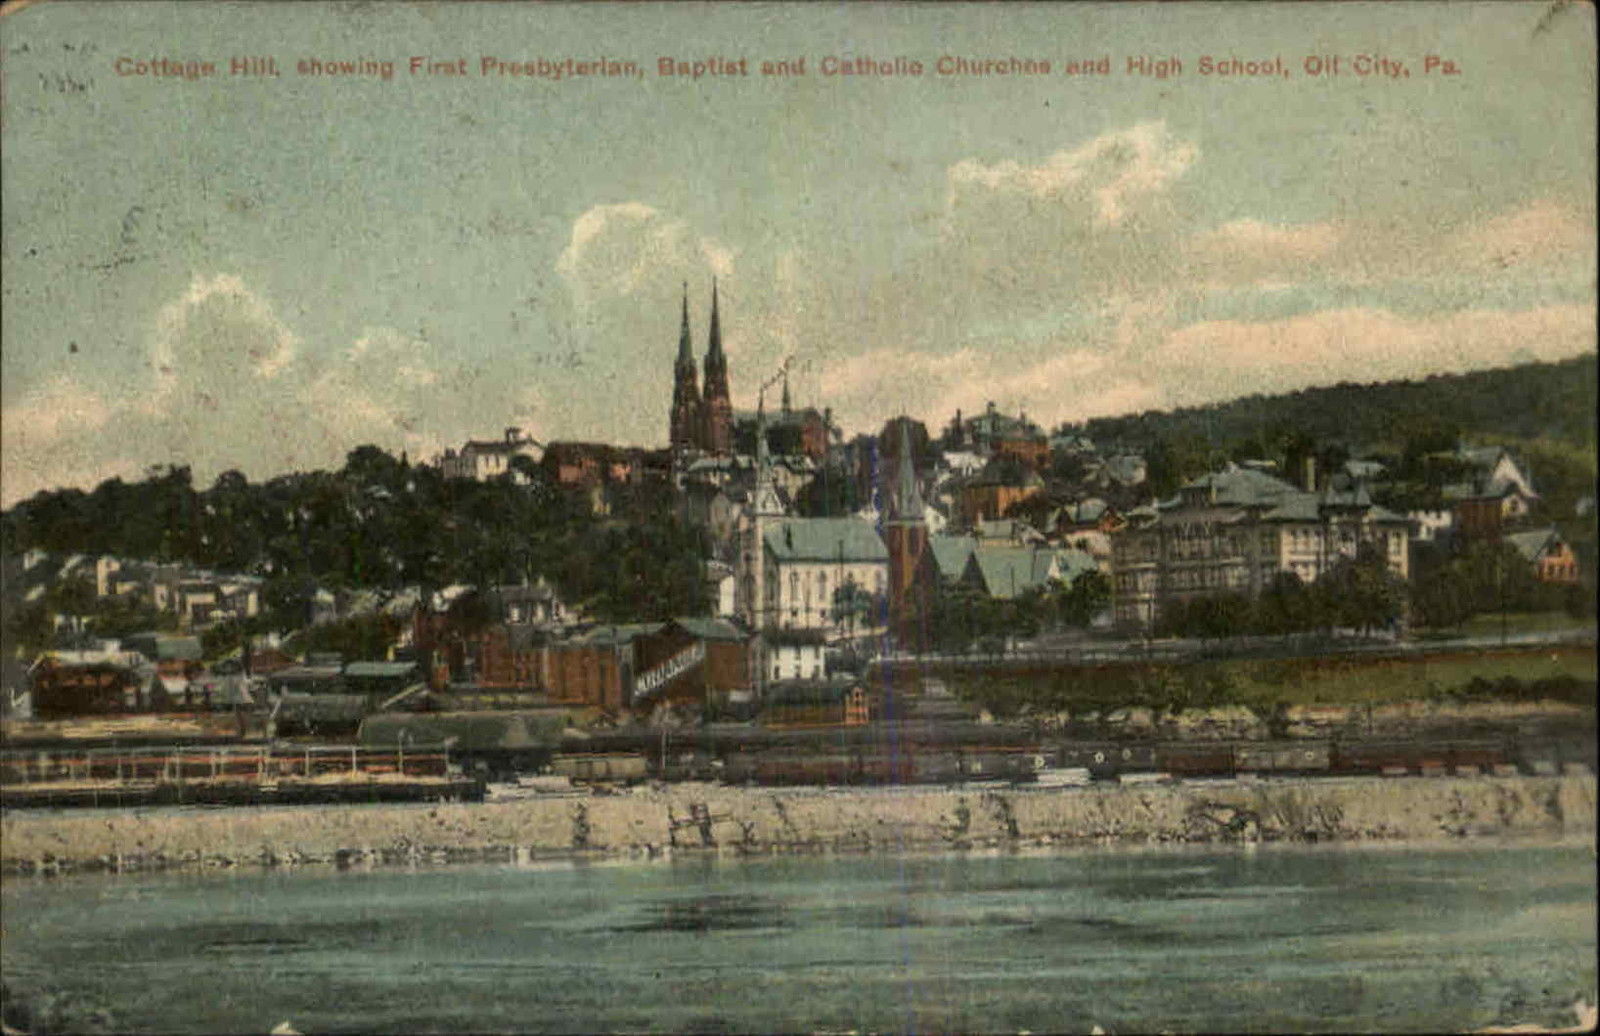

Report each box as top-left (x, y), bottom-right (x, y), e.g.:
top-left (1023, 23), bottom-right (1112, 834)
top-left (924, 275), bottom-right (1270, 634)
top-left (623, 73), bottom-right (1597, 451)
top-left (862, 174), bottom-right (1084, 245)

top-left (884, 418), bottom-right (934, 648)
top-left (700, 280), bottom-right (733, 456)
top-left (669, 284), bottom-right (701, 454)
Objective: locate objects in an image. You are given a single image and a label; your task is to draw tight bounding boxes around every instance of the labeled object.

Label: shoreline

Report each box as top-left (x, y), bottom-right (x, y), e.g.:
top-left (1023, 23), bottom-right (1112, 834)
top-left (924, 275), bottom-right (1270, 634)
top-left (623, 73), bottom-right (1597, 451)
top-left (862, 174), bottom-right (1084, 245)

top-left (4, 772), bottom-right (1593, 878)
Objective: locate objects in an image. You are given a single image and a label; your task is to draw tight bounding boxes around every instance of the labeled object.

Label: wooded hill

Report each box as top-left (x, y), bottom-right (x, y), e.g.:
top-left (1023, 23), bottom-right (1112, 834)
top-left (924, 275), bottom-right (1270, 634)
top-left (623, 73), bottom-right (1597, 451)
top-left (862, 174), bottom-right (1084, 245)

top-left (1071, 354), bottom-right (1596, 456)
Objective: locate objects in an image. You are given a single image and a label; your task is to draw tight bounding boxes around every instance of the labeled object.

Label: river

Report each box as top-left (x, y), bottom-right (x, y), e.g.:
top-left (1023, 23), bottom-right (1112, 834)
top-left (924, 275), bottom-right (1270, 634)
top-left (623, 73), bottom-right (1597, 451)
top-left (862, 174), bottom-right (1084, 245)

top-left (2, 840), bottom-right (1593, 1033)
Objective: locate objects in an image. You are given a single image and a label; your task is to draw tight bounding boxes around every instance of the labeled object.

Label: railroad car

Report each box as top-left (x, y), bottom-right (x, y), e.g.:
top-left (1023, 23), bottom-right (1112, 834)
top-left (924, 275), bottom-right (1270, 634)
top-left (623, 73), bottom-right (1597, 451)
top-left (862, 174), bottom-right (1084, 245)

top-left (1331, 740), bottom-right (1422, 775)
top-left (551, 752), bottom-right (650, 786)
top-left (1441, 740), bottom-right (1509, 773)
top-left (1055, 743), bottom-right (1159, 780)
top-left (1156, 743), bottom-right (1236, 777)
top-left (1234, 741), bottom-right (1331, 775)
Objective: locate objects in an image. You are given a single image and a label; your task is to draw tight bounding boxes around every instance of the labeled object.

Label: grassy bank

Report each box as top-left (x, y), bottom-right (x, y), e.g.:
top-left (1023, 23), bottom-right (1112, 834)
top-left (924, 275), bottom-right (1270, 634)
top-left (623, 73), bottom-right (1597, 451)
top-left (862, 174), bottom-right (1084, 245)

top-left (942, 643), bottom-right (1596, 718)
top-left (3, 774), bottom-right (1592, 877)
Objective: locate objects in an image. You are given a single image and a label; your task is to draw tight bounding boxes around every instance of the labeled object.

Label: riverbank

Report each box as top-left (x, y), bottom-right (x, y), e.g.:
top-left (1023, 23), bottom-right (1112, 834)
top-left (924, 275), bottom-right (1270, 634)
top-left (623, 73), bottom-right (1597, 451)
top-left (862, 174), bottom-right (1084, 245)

top-left (4, 772), bottom-right (1593, 876)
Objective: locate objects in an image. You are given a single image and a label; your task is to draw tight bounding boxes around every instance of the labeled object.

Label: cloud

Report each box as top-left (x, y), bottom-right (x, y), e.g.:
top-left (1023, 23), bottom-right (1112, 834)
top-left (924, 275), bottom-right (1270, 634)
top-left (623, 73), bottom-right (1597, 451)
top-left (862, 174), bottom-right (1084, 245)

top-left (816, 302), bottom-right (1595, 439)
top-left (1453, 200), bottom-right (1597, 271)
top-left (556, 202), bottom-right (733, 306)
top-left (947, 121), bottom-right (1198, 226)
top-left (1150, 303), bottom-right (1597, 406)
top-left (150, 273), bottom-right (298, 389)
top-left (819, 346), bottom-right (1165, 436)
top-left (0, 376), bottom-right (136, 505)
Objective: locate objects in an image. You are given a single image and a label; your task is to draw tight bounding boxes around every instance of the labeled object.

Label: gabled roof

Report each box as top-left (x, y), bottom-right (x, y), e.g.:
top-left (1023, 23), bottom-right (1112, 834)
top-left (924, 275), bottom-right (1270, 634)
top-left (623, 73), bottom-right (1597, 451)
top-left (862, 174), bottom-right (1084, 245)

top-left (1171, 466), bottom-right (1302, 509)
top-left (1506, 528), bottom-right (1560, 563)
top-left (928, 535), bottom-right (978, 580)
top-left (963, 546), bottom-right (1050, 599)
top-left (765, 518), bottom-right (887, 563)
top-left (669, 617), bottom-right (749, 642)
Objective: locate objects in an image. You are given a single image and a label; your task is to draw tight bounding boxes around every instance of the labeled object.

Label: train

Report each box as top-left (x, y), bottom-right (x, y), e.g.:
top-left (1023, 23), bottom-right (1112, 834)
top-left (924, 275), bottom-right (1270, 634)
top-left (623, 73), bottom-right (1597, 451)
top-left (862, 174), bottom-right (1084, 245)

top-left (1055, 735), bottom-right (1595, 782)
top-left (553, 733), bottom-right (1592, 788)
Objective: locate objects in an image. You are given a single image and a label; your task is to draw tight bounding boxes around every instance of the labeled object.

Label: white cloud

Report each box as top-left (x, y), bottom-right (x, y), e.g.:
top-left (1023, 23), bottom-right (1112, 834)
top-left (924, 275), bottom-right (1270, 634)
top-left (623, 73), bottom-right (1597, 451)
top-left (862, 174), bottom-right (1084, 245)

top-left (556, 202), bottom-right (734, 306)
top-left (1151, 303), bottom-right (1597, 405)
top-left (0, 376), bottom-right (135, 505)
top-left (817, 302), bottom-right (1595, 438)
top-left (948, 121), bottom-right (1198, 226)
top-left (1454, 199), bottom-right (1597, 271)
top-left (150, 273), bottom-right (298, 389)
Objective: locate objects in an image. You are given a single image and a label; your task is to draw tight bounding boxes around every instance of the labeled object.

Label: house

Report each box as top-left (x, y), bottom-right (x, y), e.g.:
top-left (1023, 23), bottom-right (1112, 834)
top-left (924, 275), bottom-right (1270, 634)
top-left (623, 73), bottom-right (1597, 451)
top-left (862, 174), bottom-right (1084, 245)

top-left (955, 402), bottom-right (1050, 467)
top-left (1111, 465), bottom-right (1411, 632)
top-left (1506, 528), bottom-right (1582, 585)
top-left (633, 617), bottom-right (757, 711)
top-left (928, 535), bottom-right (978, 585)
top-left (764, 677), bottom-right (872, 727)
top-left (957, 462), bottom-right (1044, 527)
top-left (542, 623), bottom-right (660, 714)
top-left (972, 518), bottom-right (1045, 546)
top-left (26, 652), bottom-right (151, 718)
top-left (961, 545), bottom-right (1098, 600)
top-left (438, 427), bottom-right (544, 481)
top-left (765, 628), bottom-right (828, 682)
top-left (1438, 445), bottom-right (1540, 538)
top-left (122, 633), bottom-right (203, 700)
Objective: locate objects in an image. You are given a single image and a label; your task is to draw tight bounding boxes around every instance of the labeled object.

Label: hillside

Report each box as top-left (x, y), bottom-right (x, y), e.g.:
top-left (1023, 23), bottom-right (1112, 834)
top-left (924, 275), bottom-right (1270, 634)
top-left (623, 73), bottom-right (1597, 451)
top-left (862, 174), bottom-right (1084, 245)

top-left (1071, 354), bottom-right (1597, 455)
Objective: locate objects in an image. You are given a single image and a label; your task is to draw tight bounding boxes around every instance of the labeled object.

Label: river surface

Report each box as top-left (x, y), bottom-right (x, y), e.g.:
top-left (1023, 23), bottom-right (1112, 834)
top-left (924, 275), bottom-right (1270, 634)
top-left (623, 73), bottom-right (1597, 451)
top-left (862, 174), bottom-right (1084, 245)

top-left (3, 840), bottom-right (1594, 1034)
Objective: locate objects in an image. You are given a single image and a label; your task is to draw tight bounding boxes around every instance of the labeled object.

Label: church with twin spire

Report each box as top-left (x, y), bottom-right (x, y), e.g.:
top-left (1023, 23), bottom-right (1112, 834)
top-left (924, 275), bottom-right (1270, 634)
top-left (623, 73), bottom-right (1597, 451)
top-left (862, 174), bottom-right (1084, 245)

top-left (669, 282), bottom-right (733, 457)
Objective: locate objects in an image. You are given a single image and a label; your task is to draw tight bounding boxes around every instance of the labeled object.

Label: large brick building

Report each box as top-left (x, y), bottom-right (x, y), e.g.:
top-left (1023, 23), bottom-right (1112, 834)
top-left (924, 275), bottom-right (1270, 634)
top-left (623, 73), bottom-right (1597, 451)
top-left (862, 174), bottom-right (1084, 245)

top-left (1111, 465), bottom-right (1411, 632)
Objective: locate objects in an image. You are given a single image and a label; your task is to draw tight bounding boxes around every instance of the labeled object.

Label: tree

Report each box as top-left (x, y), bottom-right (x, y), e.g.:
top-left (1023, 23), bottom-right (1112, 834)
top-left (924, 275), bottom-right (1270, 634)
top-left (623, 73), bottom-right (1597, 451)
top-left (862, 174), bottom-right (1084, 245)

top-left (1055, 570), bottom-right (1110, 628)
top-left (1317, 540), bottom-right (1406, 635)
top-left (832, 578), bottom-right (876, 639)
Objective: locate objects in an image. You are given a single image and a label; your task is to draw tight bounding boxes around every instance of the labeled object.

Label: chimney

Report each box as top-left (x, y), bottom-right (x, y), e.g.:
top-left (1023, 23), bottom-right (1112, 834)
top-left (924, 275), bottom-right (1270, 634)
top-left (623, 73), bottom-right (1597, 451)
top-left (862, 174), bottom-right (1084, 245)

top-left (1300, 455), bottom-right (1316, 493)
top-left (506, 426), bottom-right (521, 443)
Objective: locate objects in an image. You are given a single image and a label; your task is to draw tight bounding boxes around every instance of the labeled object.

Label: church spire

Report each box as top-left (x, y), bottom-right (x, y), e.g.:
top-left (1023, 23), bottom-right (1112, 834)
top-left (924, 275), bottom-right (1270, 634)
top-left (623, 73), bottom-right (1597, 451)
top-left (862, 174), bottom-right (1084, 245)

top-left (669, 281), bottom-right (701, 453)
top-left (676, 282), bottom-right (694, 371)
top-left (701, 278), bottom-right (732, 455)
top-left (704, 279), bottom-right (727, 386)
top-left (889, 418), bottom-right (926, 522)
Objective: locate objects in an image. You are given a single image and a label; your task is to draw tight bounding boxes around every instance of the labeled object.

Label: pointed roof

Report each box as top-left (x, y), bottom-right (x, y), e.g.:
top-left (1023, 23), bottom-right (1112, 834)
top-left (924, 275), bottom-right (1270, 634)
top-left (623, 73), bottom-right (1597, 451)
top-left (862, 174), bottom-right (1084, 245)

top-left (675, 282), bottom-right (695, 371)
top-left (888, 418), bottom-right (926, 523)
top-left (764, 518), bottom-right (888, 563)
top-left (703, 279), bottom-right (729, 399)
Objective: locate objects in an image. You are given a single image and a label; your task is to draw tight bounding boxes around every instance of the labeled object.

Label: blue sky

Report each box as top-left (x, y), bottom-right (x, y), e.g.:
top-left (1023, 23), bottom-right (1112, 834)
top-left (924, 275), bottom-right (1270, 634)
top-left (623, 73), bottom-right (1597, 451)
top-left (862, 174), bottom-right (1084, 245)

top-left (2, 1), bottom-right (1594, 503)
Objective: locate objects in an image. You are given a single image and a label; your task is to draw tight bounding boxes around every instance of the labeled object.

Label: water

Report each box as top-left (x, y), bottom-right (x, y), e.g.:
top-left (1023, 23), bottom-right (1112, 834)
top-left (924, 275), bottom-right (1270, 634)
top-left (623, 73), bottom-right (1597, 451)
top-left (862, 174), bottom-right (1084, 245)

top-left (3, 841), bottom-right (1593, 1033)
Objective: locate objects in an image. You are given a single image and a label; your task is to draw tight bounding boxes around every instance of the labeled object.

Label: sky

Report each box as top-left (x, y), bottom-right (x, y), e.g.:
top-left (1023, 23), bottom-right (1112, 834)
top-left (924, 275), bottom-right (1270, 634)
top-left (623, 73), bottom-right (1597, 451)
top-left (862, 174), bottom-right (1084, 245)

top-left (2, 1), bottom-right (1595, 505)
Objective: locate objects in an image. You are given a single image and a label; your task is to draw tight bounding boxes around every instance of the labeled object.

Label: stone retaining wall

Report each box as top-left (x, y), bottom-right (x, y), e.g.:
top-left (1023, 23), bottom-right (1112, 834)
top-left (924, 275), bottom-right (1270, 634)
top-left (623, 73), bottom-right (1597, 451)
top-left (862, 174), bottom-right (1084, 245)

top-left (3, 774), bottom-right (1592, 876)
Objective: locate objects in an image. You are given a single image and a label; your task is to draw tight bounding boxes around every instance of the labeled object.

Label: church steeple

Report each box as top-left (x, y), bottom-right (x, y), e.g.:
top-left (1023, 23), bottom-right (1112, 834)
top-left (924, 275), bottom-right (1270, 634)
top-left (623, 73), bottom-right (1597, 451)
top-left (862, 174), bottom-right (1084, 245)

top-left (888, 418), bottom-right (927, 522)
top-left (676, 283), bottom-right (695, 373)
top-left (884, 416), bottom-right (932, 650)
top-left (701, 278), bottom-right (732, 455)
top-left (669, 282), bottom-right (701, 453)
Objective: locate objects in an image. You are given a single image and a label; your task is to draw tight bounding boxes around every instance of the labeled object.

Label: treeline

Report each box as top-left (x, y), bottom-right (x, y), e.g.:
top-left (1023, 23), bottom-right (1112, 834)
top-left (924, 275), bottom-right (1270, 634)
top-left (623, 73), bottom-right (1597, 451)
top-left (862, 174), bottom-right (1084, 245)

top-left (1073, 354), bottom-right (1596, 455)
top-left (915, 573), bottom-right (1112, 656)
top-left (0, 446), bottom-right (709, 631)
top-left (1069, 355), bottom-right (1598, 503)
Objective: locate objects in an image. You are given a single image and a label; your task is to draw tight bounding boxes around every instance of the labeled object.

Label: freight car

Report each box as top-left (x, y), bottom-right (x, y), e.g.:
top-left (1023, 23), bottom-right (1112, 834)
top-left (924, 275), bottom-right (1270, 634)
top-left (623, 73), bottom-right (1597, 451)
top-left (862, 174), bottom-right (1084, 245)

top-left (1234, 741), bottom-right (1332, 775)
top-left (1054, 743), bottom-right (1160, 781)
top-left (358, 711), bottom-right (564, 781)
top-left (719, 745), bottom-right (1039, 787)
top-left (551, 752), bottom-right (651, 786)
top-left (1155, 743), bottom-right (1236, 777)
